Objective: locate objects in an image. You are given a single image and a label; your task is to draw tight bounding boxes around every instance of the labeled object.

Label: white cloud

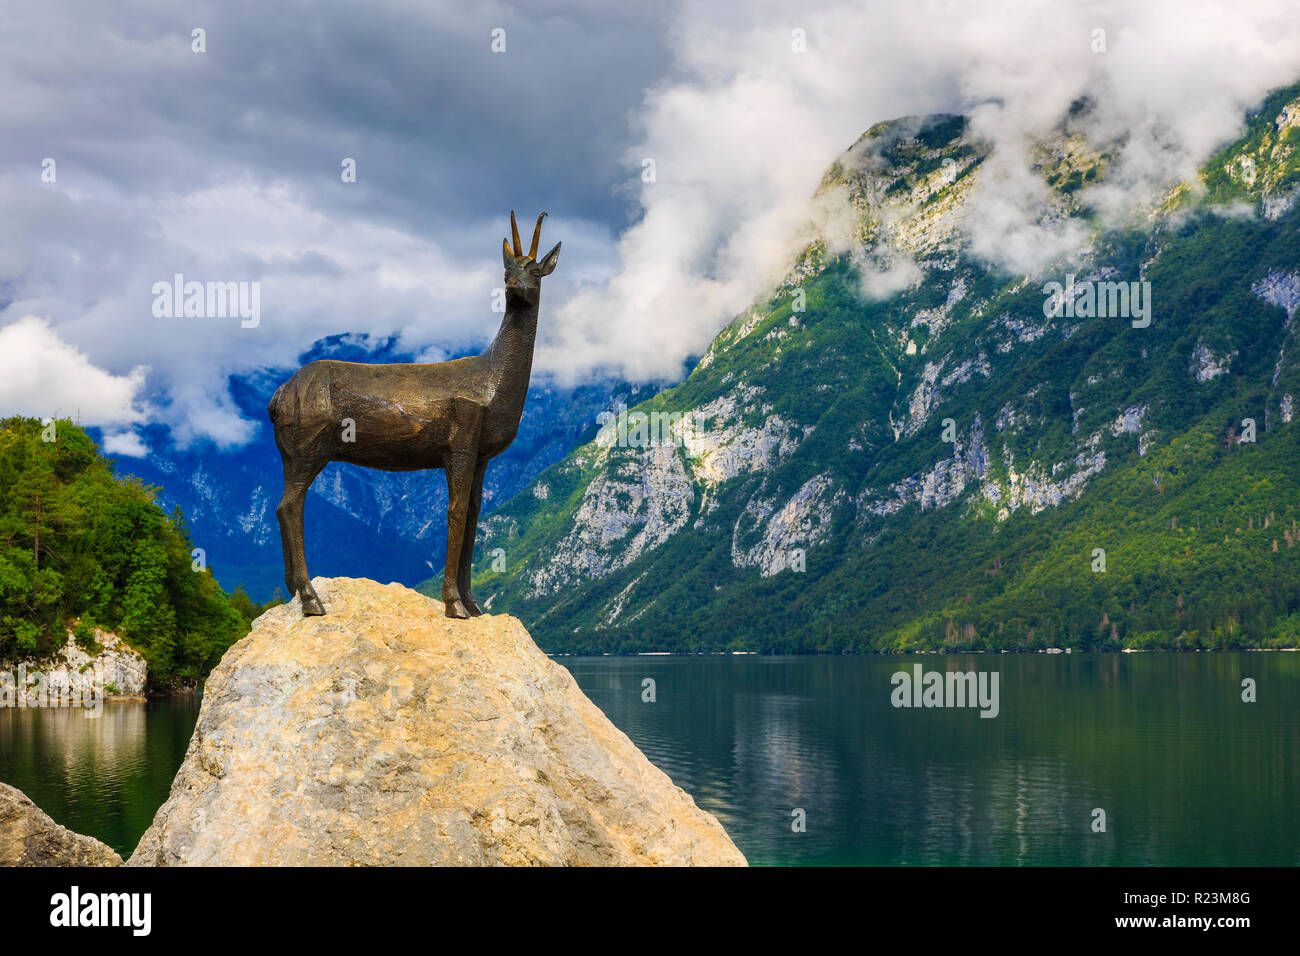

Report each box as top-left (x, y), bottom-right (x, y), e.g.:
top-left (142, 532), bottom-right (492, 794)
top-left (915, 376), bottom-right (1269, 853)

top-left (0, 179), bottom-right (503, 447)
top-left (0, 315), bottom-right (148, 426)
top-left (101, 430), bottom-right (149, 457)
top-left (538, 0), bottom-right (1300, 381)
top-left (0, 166), bottom-right (628, 447)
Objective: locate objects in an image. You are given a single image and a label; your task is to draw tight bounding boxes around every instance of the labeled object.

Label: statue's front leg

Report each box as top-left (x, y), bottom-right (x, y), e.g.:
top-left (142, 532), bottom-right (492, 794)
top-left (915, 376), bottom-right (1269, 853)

top-left (441, 452), bottom-right (476, 619)
top-left (457, 461), bottom-right (488, 616)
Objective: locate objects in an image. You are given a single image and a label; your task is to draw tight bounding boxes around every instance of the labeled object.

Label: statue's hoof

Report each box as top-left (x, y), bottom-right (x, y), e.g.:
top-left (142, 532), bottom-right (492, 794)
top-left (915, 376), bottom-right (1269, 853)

top-left (444, 598), bottom-right (470, 619)
top-left (301, 595), bottom-right (327, 616)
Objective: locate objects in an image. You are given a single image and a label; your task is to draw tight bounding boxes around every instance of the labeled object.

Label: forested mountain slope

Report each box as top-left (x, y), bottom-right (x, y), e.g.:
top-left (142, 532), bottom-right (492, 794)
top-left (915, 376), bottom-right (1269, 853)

top-left (458, 84), bottom-right (1300, 653)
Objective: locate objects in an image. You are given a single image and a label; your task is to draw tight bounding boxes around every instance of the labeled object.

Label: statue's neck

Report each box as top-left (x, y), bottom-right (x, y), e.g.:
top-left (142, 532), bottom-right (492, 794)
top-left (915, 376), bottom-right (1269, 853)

top-left (486, 297), bottom-right (538, 399)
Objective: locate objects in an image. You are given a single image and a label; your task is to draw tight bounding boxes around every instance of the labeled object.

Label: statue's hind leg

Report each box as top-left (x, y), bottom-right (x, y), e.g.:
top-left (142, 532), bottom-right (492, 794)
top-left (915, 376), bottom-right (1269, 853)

top-left (275, 450), bottom-right (327, 615)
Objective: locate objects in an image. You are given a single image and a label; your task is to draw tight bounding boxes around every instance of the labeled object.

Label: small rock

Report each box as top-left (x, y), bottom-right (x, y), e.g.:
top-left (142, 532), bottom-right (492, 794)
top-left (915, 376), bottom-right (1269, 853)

top-left (0, 783), bottom-right (122, 866)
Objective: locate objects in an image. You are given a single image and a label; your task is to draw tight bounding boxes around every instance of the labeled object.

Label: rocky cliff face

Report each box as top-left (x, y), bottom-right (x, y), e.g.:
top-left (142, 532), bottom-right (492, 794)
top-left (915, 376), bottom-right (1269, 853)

top-left (57, 630), bottom-right (148, 699)
top-left (128, 577), bottom-right (745, 866)
top-left (0, 783), bottom-right (122, 866)
top-left (1, 629), bottom-right (148, 702)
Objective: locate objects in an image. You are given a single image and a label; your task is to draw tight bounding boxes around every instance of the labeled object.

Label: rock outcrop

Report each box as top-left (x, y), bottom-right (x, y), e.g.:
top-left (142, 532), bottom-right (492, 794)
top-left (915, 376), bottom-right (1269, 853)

top-left (129, 577), bottom-right (745, 866)
top-left (0, 783), bottom-right (123, 866)
top-left (67, 630), bottom-right (148, 699)
top-left (1, 628), bottom-right (148, 703)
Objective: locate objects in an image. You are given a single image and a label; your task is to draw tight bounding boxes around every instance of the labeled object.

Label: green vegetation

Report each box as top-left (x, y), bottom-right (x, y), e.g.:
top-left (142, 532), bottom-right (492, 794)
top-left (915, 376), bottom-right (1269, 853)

top-left (1198, 81), bottom-right (1300, 207)
top-left (0, 418), bottom-right (273, 688)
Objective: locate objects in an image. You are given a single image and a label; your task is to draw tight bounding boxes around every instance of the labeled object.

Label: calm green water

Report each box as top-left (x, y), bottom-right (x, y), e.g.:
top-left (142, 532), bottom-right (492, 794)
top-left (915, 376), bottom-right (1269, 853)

top-left (0, 695), bottom-right (200, 859)
top-left (564, 653), bottom-right (1299, 865)
top-left (1, 654), bottom-right (1296, 864)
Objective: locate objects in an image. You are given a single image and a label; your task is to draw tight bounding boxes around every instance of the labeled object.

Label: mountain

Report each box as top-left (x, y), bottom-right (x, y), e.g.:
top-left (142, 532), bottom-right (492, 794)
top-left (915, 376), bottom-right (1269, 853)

top-left (105, 335), bottom-right (656, 601)
top-left (458, 84), bottom-right (1300, 653)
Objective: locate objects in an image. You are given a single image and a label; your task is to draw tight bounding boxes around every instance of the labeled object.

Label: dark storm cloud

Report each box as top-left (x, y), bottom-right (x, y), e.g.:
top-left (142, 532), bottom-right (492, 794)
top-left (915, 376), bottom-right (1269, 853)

top-left (3, 0), bottom-right (671, 234)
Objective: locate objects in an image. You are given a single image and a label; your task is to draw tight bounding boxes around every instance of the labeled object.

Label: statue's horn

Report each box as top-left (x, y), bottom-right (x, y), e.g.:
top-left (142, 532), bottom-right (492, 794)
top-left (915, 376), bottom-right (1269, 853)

top-left (529, 212), bottom-right (548, 260)
top-left (510, 211), bottom-right (523, 257)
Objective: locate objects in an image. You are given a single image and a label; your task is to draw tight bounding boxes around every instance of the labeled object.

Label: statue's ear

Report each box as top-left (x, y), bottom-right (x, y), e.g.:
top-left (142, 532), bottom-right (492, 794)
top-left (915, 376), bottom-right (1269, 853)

top-left (538, 241), bottom-right (561, 276)
top-left (502, 238), bottom-right (516, 269)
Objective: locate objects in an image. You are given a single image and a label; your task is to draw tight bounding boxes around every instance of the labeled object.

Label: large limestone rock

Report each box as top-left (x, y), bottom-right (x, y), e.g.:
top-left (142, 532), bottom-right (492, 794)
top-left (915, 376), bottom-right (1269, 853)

top-left (129, 577), bottom-right (745, 866)
top-left (0, 783), bottom-right (123, 866)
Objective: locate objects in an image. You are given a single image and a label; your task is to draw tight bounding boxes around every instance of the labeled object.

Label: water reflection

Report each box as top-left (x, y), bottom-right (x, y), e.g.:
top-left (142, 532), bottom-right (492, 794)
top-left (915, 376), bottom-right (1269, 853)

top-left (563, 653), bottom-right (1300, 866)
top-left (0, 697), bottom-right (199, 859)
top-left (1, 653), bottom-right (1296, 866)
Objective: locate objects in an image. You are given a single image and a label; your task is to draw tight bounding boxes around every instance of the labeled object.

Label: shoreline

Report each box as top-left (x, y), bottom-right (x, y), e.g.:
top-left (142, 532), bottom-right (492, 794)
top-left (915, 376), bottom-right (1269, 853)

top-left (547, 646), bottom-right (1300, 657)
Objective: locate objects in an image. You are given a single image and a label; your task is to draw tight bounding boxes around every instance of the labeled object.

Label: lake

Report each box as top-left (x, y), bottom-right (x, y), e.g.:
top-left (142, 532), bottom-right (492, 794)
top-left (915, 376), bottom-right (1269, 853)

top-left (1, 653), bottom-right (1295, 864)
top-left (0, 693), bottom-right (199, 859)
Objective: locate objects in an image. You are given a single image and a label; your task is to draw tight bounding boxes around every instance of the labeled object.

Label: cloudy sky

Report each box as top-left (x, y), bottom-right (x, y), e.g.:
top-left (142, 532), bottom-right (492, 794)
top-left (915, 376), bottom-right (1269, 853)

top-left (4, 0), bottom-right (1300, 454)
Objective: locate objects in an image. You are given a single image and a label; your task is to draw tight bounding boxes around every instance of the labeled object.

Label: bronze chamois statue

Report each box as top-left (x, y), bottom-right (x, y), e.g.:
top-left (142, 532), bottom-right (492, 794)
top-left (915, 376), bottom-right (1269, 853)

top-left (268, 211), bottom-right (559, 618)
